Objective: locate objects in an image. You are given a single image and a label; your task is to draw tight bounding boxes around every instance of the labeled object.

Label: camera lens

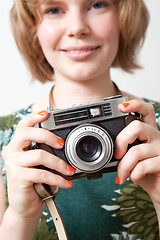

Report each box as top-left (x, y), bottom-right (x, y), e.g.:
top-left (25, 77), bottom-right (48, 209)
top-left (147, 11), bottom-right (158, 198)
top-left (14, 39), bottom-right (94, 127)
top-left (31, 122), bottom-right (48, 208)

top-left (65, 124), bottom-right (114, 173)
top-left (76, 136), bottom-right (102, 162)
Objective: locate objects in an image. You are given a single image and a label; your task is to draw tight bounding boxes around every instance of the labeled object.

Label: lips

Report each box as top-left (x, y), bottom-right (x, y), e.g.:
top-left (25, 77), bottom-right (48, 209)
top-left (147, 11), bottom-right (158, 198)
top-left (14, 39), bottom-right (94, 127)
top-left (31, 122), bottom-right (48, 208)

top-left (61, 46), bottom-right (100, 61)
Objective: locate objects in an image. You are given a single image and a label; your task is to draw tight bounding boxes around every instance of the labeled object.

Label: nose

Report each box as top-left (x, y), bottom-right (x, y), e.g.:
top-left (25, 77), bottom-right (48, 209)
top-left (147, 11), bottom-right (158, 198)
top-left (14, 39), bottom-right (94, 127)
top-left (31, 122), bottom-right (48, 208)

top-left (66, 10), bottom-right (90, 38)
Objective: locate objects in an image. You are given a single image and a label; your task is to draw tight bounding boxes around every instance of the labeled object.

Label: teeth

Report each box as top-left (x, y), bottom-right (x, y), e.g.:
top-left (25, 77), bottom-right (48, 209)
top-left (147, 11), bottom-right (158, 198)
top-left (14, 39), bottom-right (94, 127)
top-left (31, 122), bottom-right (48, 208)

top-left (68, 50), bottom-right (91, 53)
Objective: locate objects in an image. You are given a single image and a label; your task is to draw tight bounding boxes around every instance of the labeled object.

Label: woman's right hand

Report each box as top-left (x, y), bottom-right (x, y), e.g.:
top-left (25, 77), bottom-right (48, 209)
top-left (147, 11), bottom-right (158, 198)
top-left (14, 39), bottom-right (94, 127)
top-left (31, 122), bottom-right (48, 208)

top-left (2, 110), bottom-right (75, 219)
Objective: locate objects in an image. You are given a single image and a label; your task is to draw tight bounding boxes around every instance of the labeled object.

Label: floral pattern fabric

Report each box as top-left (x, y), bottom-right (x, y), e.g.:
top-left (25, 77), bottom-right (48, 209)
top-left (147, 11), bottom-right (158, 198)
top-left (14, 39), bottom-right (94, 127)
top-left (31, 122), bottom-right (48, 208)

top-left (0, 99), bottom-right (160, 240)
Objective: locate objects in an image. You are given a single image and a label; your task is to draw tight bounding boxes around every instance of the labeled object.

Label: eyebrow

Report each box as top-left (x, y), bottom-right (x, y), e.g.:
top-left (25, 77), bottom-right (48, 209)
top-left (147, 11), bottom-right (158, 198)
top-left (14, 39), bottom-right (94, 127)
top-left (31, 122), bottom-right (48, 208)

top-left (39, 0), bottom-right (61, 4)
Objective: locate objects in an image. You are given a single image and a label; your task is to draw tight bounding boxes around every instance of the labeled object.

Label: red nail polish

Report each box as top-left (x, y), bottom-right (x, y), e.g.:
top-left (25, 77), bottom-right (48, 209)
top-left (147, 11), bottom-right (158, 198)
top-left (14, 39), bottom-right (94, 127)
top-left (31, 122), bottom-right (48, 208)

top-left (122, 102), bottom-right (129, 108)
top-left (66, 180), bottom-right (73, 186)
top-left (115, 175), bottom-right (120, 184)
top-left (57, 138), bottom-right (65, 147)
top-left (68, 165), bottom-right (76, 174)
top-left (38, 110), bottom-right (46, 116)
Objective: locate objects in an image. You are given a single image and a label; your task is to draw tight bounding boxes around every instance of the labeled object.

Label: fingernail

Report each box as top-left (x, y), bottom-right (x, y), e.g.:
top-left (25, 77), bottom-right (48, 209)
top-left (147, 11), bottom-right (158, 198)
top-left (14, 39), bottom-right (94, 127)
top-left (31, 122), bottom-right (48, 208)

top-left (122, 102), bottom-right (129, 108)
top-left (66, 180), bottom-right (73, 186)
top-left (38, 110), bottom-right (46, 116)
top-left (68, 165), bottom-right (76, 174)
top-left (115, 175), bottom-right (120, 184)
top-left (57, 138), bottom-right (65, 147)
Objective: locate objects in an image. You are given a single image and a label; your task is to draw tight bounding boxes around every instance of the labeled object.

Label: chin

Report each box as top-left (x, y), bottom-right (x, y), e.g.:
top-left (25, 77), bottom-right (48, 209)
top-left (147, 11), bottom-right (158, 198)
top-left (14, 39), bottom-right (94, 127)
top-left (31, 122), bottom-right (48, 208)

top-left (67, 66), bottom-right (105, 82)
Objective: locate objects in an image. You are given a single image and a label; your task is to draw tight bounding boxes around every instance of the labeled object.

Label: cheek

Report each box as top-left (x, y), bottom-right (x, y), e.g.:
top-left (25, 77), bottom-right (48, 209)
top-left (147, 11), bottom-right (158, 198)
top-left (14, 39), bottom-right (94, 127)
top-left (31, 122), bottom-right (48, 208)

top-left (37, 21), bottom-right (60, 50)
top-left (92, 14), bottom-right (120, 45)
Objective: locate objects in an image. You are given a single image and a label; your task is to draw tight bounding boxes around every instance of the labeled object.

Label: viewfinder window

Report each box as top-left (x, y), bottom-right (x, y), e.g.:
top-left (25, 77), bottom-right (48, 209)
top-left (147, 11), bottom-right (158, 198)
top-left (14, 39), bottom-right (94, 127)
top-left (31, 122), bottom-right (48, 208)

top-left (89, 107), bottom-right (101, 117)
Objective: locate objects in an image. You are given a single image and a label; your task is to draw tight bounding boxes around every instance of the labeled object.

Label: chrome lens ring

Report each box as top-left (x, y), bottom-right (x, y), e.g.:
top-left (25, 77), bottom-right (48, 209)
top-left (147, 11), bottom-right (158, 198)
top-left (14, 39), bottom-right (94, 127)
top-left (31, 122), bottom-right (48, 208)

top-left (65, 124), bottom-right (114, 173)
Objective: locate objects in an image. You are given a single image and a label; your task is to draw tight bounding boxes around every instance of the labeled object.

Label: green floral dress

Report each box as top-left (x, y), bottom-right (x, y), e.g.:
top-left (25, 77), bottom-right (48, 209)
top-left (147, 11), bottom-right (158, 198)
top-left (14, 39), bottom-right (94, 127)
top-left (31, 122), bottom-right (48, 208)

top-left (0, 99), bottom-right (160, 240)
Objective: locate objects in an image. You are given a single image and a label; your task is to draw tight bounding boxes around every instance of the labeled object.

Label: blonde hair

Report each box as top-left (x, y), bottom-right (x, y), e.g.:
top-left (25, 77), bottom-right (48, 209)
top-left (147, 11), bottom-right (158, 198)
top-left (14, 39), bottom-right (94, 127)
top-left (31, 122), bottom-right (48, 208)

top-left (10, 0), bottom-right (149, 83)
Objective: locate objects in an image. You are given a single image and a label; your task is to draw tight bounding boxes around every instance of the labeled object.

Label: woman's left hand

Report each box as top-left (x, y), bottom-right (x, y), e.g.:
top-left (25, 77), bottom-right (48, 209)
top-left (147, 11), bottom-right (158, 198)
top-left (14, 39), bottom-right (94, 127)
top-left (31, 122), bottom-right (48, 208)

top-left (115, 99), bottom-right (160, 204)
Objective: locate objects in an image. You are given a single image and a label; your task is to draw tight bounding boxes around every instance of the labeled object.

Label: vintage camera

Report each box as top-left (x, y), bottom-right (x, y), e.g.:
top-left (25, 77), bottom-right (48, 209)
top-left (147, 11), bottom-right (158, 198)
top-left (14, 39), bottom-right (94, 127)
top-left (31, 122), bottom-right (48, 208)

top-left (40, 96), bottom-right (141, 180)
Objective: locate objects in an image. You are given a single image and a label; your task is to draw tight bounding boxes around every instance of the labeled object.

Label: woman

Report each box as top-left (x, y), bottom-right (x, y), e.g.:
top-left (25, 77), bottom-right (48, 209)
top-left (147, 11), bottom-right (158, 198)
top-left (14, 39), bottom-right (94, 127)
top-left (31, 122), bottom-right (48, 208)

top-left (1, 0), bottom-right (160, 239)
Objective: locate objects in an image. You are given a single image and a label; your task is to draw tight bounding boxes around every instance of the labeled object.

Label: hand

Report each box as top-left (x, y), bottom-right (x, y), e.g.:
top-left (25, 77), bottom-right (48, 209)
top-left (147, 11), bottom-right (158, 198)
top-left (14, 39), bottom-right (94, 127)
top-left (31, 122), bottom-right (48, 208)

top-left (2, 111), bottom-right (75, 219)
top-left (115, 99), bottom-right (160, 204)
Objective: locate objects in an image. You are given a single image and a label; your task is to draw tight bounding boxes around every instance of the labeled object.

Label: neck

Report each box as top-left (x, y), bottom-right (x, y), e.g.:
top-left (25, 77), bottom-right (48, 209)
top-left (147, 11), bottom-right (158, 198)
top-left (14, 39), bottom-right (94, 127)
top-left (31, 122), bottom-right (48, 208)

top-left (51, 73), bottom-right (120, 109)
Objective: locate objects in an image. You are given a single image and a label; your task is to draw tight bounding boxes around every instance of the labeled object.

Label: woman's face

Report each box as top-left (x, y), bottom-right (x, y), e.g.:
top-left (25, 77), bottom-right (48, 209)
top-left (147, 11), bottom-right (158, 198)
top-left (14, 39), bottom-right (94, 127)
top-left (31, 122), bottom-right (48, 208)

top-left (37, 0), bottom-right (120, 82)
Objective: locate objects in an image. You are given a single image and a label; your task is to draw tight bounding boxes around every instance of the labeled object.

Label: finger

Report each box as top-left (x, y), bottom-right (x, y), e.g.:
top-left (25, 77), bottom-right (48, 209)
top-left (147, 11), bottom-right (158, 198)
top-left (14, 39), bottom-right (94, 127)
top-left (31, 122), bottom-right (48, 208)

top-left (15, 149), bottom-right (76, 176)
top-left (17, 111), bottom-right (49, 128)
top-left (9, 127), bottom-right (64, 151)
top-left (114, 121), bottom-right (158, 159)
top-left (117, 142), bottom-right (160, 184)
top-left (118, 99), bottom-right (156, 128)
top-left (6, 165), bottom-right (73, 189)
top-left (130, 156), bottom-right (160, 186)
top-left (21, 167), bottom-right (73, 189)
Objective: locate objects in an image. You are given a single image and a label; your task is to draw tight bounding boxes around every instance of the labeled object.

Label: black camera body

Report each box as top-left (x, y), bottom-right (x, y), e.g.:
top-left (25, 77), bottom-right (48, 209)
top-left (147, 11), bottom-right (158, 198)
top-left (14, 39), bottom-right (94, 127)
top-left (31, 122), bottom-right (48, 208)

top-left (40, 96), bottom-right (141, 180)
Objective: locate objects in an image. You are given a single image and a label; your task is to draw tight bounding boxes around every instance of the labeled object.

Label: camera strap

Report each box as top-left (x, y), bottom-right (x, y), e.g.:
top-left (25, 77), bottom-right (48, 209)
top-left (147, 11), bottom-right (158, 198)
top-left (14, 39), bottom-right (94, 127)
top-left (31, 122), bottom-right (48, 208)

top-left (34, 183), bottom-right (68, 240)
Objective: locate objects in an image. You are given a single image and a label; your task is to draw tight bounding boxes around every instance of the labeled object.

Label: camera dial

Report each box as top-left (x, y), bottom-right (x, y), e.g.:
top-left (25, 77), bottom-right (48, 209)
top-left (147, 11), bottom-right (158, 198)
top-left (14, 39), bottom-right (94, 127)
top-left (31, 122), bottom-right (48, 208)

top-left (65, 124), bottom-right (114, 173)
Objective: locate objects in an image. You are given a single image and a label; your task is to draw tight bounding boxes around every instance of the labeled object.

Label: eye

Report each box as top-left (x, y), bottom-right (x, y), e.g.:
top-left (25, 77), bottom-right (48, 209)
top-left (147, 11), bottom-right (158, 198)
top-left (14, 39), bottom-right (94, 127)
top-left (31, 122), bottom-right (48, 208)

top-left (46, 7), bottom-right (61, 15)
top-left (92, 2), bottom-right (108, 10)
top-left (93, 3), bottom-right (105, 9)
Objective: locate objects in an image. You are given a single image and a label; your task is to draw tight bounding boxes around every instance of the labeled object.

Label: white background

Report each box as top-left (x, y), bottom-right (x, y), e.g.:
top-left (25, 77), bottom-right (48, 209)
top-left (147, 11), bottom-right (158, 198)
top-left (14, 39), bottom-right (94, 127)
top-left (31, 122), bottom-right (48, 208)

top-left (0, 0), bottom-right (160, 116)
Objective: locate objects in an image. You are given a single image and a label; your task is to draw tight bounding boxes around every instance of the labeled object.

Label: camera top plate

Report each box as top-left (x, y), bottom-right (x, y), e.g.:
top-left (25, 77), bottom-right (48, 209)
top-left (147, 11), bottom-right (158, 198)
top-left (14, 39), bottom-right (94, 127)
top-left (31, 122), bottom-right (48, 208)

top-left (41, 95), bottom-right (129, 130)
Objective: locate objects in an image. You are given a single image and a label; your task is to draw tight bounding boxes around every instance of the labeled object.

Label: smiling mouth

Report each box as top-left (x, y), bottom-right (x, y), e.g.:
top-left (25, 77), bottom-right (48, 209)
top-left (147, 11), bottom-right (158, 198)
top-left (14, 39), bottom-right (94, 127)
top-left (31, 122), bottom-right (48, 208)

top-left (61, 46), bottom-right (100, 60)
top-left (62, 46), bottom-right (100, 53)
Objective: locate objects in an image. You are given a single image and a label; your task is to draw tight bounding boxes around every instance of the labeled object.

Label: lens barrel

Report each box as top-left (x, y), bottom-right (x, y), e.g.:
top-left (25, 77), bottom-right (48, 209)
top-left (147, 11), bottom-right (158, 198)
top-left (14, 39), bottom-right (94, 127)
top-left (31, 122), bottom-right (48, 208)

top-left (65, 124), bottom-right (114, 173)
